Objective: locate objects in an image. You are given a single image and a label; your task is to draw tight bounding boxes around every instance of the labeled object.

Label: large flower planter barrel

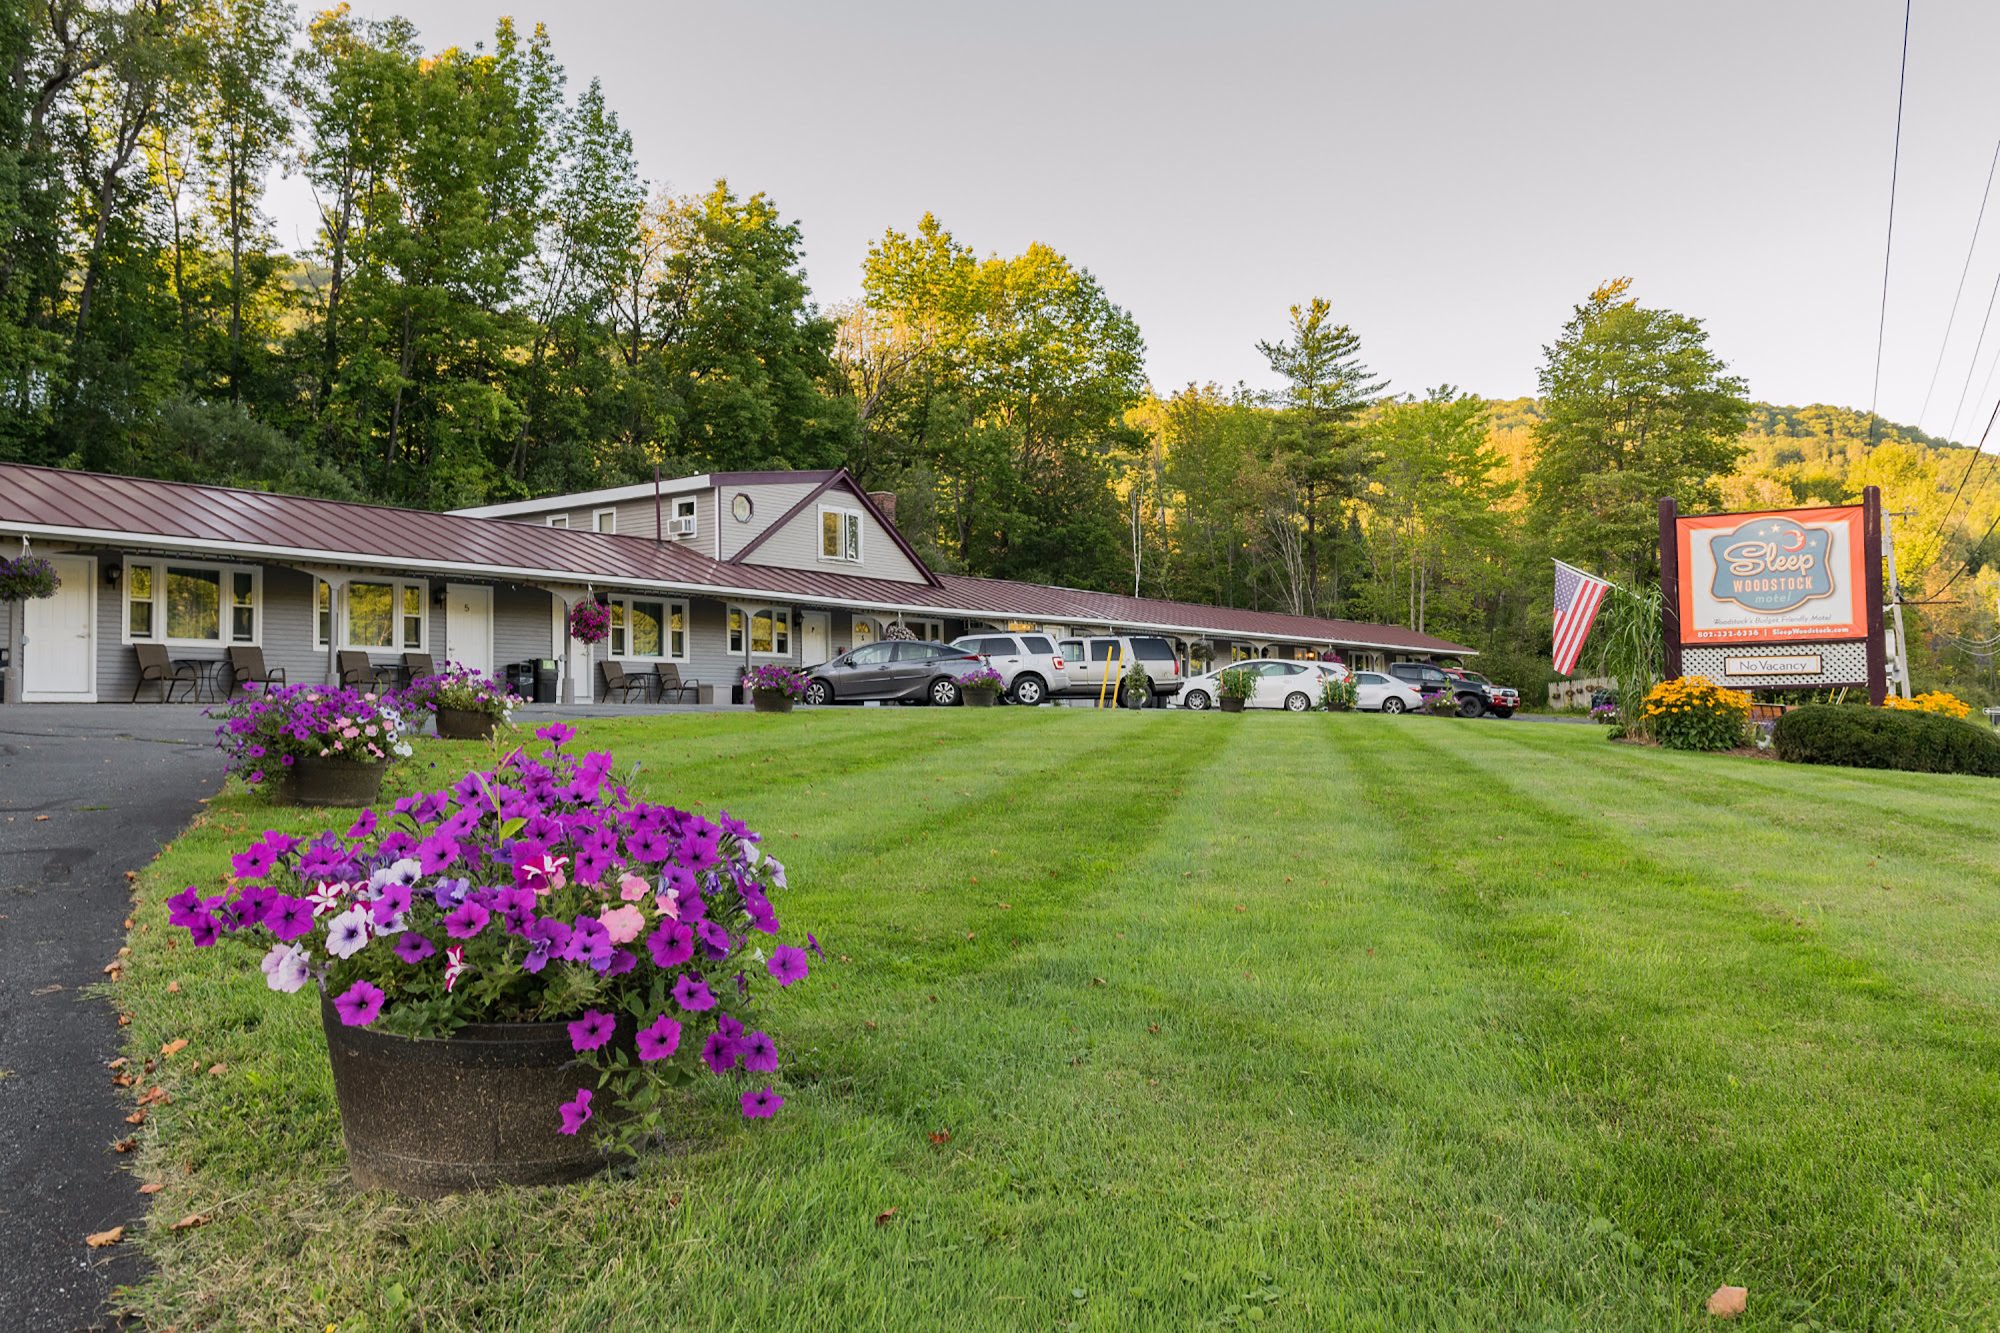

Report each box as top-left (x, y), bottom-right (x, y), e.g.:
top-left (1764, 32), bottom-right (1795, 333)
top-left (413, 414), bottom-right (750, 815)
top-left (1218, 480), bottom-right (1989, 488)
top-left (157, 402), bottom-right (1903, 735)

top-left (321, 998), bottom-right (609, 1197)
top-left (1219, 697), bottom-right (1246, 713)
top-left (962, 690), bottom-right (999, 708)
top-left (277, 757), bottom-right (387, 807)
top-left (436, 707), bottom-right (498, 741)
top-left (752, 691), bottom-right (794, 714)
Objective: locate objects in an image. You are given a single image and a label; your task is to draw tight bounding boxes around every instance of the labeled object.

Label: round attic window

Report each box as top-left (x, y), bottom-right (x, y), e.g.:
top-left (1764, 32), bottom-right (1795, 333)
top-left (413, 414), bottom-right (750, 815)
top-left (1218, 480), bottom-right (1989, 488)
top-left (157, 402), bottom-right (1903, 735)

top-left (732, 493), bottom-right (754, 523)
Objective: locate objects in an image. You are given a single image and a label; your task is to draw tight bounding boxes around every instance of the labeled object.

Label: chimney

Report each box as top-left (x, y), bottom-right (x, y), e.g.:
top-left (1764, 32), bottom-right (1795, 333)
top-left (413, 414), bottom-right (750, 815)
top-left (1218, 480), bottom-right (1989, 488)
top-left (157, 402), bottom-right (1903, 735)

top-left (868, 490), bottom-right (898, 526)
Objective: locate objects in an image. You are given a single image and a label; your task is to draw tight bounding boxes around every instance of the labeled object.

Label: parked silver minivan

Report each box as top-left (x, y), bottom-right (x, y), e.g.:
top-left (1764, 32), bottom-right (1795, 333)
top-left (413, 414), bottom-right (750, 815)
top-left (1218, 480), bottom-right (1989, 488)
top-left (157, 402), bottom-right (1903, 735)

top-left (949, 632), bottom-right (1067, 705)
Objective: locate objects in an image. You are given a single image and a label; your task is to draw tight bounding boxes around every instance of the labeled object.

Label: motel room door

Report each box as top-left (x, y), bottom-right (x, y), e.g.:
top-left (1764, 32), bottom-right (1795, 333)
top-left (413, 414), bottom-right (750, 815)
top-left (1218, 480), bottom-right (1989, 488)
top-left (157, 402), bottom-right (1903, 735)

top-left (21, 553), bottom-right (96, 702)
top-left (799, 611), bottom-right (831, 667)
top-left (443, 583), bottom-right (494, 677)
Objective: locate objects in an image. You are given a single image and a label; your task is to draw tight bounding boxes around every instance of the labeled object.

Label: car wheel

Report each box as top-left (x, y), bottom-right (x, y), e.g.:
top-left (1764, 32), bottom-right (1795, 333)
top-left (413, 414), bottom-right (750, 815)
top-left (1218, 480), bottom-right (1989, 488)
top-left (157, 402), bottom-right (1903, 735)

top-left (1381, 697), bottom-right (1407, 715)
top-left (1184, 689), bottom-right (1211, 711)
top-left (929, 676), bottom-right (960, 707)
top-left (803, 678), bottom-right (832, 707)
top-left (1492, 707), bottom-right (1514, 719)
top-left (1457, 693), bottom-right (1482, 718)
top-left (1284, 691), bottom-right (1312, 712)
top-left (1010, 674), bottom-right (1046, 706)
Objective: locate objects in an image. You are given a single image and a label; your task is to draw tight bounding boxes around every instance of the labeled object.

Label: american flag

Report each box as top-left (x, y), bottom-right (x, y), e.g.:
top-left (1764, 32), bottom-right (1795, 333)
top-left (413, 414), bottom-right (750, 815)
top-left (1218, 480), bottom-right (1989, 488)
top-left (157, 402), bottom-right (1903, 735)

top-left (1551, 560), bottom-right (1611, 676)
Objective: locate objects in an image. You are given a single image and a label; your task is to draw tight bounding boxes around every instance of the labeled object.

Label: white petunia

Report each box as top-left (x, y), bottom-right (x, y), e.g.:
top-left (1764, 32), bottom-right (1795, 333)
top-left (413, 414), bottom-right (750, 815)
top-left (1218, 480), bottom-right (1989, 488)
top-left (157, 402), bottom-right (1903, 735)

top-left (265, 944), bottom-right (311, 993)
top-left (326, 906), bottom-right (371, 959)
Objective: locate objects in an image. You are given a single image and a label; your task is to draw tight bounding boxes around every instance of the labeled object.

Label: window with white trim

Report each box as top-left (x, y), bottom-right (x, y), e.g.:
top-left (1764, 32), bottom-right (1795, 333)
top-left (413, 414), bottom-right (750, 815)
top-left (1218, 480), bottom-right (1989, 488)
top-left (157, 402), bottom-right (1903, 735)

top-left (345, 579), bottom-right (429, 651)
top-left (818, 505), bottom-right (862, 563)
top-left (728, 607), bottom-right (791, 656)
top-left (608, 596), bottom-right (688, 660)
top-left (901, 618), bottom-right (943, 642)
top-left (670, 495), bottom-right (697, 538)
top-left (593, 508), bottom-right (617, 533)
top-left (123, 561), bottom-right (262, 646)
top-left (546, 514), bottom-right (569, 529)
top-left (315, 580), bottom-right (333, 649)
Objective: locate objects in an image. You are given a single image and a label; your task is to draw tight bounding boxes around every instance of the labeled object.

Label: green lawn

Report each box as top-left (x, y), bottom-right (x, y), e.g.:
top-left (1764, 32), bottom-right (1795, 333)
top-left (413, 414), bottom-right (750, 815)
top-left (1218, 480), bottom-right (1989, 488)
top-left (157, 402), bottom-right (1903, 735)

top-left (113, 710), bottom-right (2000, 1330)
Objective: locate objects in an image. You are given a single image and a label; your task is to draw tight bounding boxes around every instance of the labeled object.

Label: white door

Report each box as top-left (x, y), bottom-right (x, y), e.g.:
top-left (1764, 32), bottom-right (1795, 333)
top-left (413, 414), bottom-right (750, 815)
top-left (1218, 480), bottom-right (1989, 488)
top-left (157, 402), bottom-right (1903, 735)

top-left (443, 584), bottom-right (493, 677)
top-left (553, 597), bottom-right (592, 704)
top-left (22, 554), bottom-right (96, 702)
top-left (799, 611), bottom-right (830, 667)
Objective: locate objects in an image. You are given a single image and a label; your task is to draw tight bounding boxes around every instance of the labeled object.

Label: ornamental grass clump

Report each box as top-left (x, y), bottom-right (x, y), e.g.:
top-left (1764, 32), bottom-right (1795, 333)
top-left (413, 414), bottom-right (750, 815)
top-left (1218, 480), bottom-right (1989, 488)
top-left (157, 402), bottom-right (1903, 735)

top-left (1642, 675), bottom-right (1752, 751)
top-left (165, 723), bottom-right (816, 1138)
top-left (210, 683), bottom-right (415, 787)
top-left (741, 663), bottom-right (808, 699)
top-left (399, 663), bottom-right (523, 720)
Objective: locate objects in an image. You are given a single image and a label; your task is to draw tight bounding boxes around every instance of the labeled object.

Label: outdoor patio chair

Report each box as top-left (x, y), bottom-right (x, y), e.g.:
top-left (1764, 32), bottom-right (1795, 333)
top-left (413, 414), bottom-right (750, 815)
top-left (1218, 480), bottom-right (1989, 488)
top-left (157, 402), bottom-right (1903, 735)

top-left (653, 662), bottom-right (700, 703)
top-left (227, 646), bottom-right (287, 695)
top-left (402, 652), bottom-right (436, 684)
top-left (599, 660), bottom-right (650, 703)
top-left (131, 644), bottom-right (198, 703)
top-left (337, 651), bottom-right (391, 691)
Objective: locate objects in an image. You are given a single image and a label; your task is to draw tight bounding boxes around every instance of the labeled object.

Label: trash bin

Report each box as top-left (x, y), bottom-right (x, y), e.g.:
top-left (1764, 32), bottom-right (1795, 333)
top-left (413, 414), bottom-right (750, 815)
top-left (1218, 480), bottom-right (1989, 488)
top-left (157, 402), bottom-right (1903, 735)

top-left (532, 659), bottom-right (559, 704)
top-left (505, 661), bottom-right (536, 700)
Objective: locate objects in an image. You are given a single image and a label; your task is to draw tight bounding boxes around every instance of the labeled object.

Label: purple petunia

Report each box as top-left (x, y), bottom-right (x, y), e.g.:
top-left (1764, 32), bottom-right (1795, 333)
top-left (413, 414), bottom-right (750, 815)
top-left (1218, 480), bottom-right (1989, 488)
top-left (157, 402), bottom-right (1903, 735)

top-left (185, 911), bottom-right (221, 947)
top-left (263, 894), bottom-right (315, 942)
top-left (568, 1009), bottom-right (616, 1053)
top-left (443, 901), bottom-right (490, 939)
top-left (536, 721), bottom-right (577, 746)
top-left (696, 920), bottom-right (732, 961)
top-left (701, 1030), bottom-right (740, 1074)
top-left (767, 945), bottom-right (809, 988)
top-left (166, 885), bottom-right (207, 929)
top-left (672, 973), bottom-right (716, 1012)
top-left (740, 1086), bottom-right (784, 1119)
top-left (393, 932), bottom-right (436, 964)
top-left (333, 979), bottom-right (385, 1026)
top-left (635, 1014), bottom-right (682, 1061)
top-left (647, 920), bottom-right (695, 968)
top-left (230, 841), bottom-right (278, 880)
top-left (740, 1029), bottom-right (778, 1073)
top-left (806, 932), bottom-right (824, 959)
top-left (557, 1087), bottom-right (593, 1135)
top-left (370, 882), bottom-right (413, 927)
top-left (346, 809), bottom-right (378, 841)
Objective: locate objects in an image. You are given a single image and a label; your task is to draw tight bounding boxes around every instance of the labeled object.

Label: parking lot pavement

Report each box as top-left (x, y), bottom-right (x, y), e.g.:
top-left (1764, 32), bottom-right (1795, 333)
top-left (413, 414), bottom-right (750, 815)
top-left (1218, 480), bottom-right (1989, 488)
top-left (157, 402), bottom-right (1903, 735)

top-left (0, 705), bottom-right (221, 1331)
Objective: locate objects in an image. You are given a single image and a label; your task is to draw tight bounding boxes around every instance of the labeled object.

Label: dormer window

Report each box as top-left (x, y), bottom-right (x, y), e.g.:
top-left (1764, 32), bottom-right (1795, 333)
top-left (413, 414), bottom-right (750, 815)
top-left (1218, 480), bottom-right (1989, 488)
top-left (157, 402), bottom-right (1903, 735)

top-left (819, 505), bottom-right (862, 563)
top-left (546, 514), bottom-right (569, 529)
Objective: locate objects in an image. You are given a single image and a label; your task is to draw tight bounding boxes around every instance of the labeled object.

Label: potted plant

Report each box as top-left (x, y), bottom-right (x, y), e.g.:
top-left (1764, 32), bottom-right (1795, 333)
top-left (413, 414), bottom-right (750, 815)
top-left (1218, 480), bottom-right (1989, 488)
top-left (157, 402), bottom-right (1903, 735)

top-left (1216, 665), bottom-right (1256, 713)
top-left (568, 599), bottom-right (611, 646)
top-left (1320, 676), bottom-right (1359, 712)
top-left (164, 723), bottom-right (816, 1196)
top-left (742, 663), bottom-right (808, 713)
top-left (1119, 659), bottom-right (1152, 709)
top-left (209, 683), bottom-right (414, 806)
top-left (1421, 689), bottom-right (1459, 717)
top-left (0, 553), bottom-right (60, 602)
top-left (401, 664), bottom-right (523, 741)
top-left (956, 666), bottom-right (1005, 707)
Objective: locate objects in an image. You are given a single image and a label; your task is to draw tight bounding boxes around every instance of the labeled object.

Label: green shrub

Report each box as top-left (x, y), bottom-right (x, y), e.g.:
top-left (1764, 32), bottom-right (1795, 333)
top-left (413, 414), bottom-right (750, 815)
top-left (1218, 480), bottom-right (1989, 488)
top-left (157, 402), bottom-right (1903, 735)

top-left (1772, 705), bottom-right (2000, 777)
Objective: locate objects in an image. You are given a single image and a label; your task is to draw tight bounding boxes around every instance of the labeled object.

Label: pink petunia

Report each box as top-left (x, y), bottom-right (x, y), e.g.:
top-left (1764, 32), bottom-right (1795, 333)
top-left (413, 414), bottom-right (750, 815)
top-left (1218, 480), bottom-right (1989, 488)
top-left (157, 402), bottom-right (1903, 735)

top-left (598, 904), bottom-right (645, 945)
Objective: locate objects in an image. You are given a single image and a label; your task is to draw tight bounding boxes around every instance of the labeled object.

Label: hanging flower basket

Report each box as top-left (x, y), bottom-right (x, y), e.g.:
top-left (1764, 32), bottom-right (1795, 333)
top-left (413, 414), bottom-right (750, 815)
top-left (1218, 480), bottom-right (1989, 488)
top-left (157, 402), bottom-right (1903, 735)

top-left (0, 555), bottom-right (60, 601)
top-left (568, 600), bottom-right (611, 645)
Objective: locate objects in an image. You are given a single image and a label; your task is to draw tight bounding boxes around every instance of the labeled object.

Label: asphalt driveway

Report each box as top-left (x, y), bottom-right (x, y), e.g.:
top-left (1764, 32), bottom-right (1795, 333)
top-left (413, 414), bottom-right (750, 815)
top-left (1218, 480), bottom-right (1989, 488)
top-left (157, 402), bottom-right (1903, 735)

top-left (0, 706), bottom-right (221, 1332)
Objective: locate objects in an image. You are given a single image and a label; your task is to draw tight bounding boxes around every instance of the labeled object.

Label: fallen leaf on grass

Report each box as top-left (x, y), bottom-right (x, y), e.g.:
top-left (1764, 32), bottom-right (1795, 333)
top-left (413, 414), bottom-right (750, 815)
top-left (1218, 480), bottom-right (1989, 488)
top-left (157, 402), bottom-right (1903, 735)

top-left (137, 1086), bottom-right (169, 1107)
top-left (107, 1057), bottom-right (128, 1070)
top-left (102, 963), bottom-right (122, 977)
top-left (874, 1207), bottom-right (898, 1227)
top-left (1234, 904), bottom-right (1246, 913)
top-left (170, 1213), bottom-right (210, 1231)
top-left (1090, 977), bottom-right (1106, 987)
top-left (125, 1111), bottom-right (146, 1126)
top-left (85, 1227), bottom-right (124, 1248)
top-left (111, 1073), bottom-right (134, 1088)
top-left (1706, 1286), bottom-right (1747, 1319)
top-left (124, 870), bottom-right (138, 881)
top-left (1148, 1024), bottom-right (1160, 1034)
top-left (863, 1020), bottom-right (877, 1031)
top-left (112, 1138), bottom-right (137, 1153)
top-left (206, 1064), bottom-right (227, 1077)
top-left (137, 1182), bottom-right (163, 1195)
top-left (165, 982), bottom-right (180, 994)
top-left (160, 1039), bottom-right (187, 1057)
top-left (928, 1129), bottom-right (951, 1145)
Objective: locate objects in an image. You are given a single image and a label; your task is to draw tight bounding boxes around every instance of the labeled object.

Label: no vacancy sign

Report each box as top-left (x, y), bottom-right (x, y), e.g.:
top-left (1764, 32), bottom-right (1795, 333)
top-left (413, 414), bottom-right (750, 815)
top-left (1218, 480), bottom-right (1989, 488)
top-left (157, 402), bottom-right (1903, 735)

top-left (1659, 491), bottom-right (1885, 701)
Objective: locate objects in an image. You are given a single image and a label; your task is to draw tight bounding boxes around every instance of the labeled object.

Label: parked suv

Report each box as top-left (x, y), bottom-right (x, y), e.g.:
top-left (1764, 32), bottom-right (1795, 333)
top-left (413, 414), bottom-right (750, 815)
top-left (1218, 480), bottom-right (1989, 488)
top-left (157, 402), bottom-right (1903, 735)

top-left (1054, 634), bottom-right (1183, 705)
top-left (802, 640), bottom-right (985, 707)
top-left (949, 632), bottom-right (1066, 705)
top-left (1388, 661), bottom-right (1516, 718)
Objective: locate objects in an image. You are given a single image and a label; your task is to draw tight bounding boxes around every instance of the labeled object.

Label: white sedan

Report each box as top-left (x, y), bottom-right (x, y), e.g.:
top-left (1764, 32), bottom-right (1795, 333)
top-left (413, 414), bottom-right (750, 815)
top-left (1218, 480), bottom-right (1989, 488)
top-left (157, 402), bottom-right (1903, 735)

top-left (1177, 659), bottom-right (1348, 712)
top-left (1350, 670), bottom-right (1426, 714)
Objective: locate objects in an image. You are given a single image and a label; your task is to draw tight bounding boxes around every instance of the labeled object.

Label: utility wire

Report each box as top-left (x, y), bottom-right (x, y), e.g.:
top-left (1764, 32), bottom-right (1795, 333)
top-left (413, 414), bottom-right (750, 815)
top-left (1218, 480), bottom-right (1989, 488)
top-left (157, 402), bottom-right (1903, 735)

top-left (1868, 0), bottom-right (1914, 448)
top-left (1920, 138), bottom-right (2000, 433)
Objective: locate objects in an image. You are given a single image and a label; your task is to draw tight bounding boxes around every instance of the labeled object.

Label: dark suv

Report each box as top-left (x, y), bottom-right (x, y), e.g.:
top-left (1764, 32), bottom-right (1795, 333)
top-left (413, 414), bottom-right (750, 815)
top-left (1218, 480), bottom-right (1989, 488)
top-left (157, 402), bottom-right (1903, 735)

top-left (1388, 661), bottom-right (1517, 719)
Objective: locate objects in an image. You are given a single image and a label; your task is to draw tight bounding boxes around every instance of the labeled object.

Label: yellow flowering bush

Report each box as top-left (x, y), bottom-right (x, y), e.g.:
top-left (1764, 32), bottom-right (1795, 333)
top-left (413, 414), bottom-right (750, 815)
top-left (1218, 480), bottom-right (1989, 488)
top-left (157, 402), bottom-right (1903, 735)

top-left (1883, 691), bottom-right (1972, 719)
top-left (1641, 676), bottom-right (1752, 751)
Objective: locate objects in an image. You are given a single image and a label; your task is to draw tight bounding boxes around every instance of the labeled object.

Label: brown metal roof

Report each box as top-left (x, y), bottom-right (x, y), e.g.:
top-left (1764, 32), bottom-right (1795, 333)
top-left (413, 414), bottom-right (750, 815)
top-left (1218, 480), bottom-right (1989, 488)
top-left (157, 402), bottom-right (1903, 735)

top-left (0, 462), bottom-right (1475, 654)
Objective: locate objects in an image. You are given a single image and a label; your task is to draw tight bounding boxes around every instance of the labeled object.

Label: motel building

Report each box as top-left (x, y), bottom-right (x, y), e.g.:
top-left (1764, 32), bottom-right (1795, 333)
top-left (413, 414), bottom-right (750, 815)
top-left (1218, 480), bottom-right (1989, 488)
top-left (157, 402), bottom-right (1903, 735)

top-left (0, 462), bottom-right (1474, 706)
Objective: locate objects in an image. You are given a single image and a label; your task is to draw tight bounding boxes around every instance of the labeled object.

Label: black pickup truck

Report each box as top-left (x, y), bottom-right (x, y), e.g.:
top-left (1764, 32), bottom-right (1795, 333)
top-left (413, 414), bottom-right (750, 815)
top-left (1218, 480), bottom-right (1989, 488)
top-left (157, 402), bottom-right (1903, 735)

top-left (1388, 662), bottom-right (1519, 718)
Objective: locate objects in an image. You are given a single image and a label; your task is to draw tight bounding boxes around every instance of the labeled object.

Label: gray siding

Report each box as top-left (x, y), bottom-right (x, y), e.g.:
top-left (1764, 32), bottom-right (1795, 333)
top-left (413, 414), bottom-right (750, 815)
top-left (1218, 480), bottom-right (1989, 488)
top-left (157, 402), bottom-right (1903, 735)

top-left (739, 495), bottom-right (926, 583)
top-left (499, 487), bottom-right (713, 555)
top-left (716, 481), bottom-right (818, 560)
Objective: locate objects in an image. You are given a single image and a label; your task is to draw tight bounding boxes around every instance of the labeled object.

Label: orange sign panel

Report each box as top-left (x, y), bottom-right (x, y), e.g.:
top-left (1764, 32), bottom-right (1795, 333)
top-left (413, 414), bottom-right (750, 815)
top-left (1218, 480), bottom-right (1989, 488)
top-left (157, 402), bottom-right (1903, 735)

top-left (1675, 506), bottom-right (1868, 645)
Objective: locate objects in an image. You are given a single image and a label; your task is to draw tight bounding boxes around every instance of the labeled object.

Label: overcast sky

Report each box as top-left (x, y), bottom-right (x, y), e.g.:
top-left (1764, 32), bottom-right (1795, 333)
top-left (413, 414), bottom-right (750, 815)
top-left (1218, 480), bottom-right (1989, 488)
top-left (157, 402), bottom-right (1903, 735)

top-left (270, 1), bottom-right (2000, 440)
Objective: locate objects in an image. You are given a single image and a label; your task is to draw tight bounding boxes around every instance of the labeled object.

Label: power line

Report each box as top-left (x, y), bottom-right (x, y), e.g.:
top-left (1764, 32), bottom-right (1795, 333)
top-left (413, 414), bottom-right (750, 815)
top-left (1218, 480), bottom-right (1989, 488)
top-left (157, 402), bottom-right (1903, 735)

top-left (1868, 0), bottom-right (1915, 447)
top-left (1920, 138), bottom-right (2000, 433)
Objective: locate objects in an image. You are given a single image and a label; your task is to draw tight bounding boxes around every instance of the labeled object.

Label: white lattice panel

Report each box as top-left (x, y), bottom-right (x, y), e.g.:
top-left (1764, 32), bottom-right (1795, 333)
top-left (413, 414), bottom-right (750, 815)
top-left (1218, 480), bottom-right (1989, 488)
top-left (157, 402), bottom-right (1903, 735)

top-left (1682, 642), bottom-right (1869, 688)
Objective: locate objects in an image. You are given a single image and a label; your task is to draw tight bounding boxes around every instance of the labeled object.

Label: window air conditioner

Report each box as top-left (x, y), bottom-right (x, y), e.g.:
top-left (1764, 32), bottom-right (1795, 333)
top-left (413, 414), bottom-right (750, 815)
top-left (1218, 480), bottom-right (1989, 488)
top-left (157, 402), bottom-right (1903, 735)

top-left (670, 516), bottom-right (697, 537)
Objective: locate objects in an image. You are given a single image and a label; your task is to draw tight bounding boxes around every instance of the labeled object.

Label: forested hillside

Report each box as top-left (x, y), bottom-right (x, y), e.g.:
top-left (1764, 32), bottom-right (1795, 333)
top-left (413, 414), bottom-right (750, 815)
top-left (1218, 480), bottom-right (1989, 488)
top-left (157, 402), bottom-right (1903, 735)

top-left (3, 5), bottom-right (1996, 699)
